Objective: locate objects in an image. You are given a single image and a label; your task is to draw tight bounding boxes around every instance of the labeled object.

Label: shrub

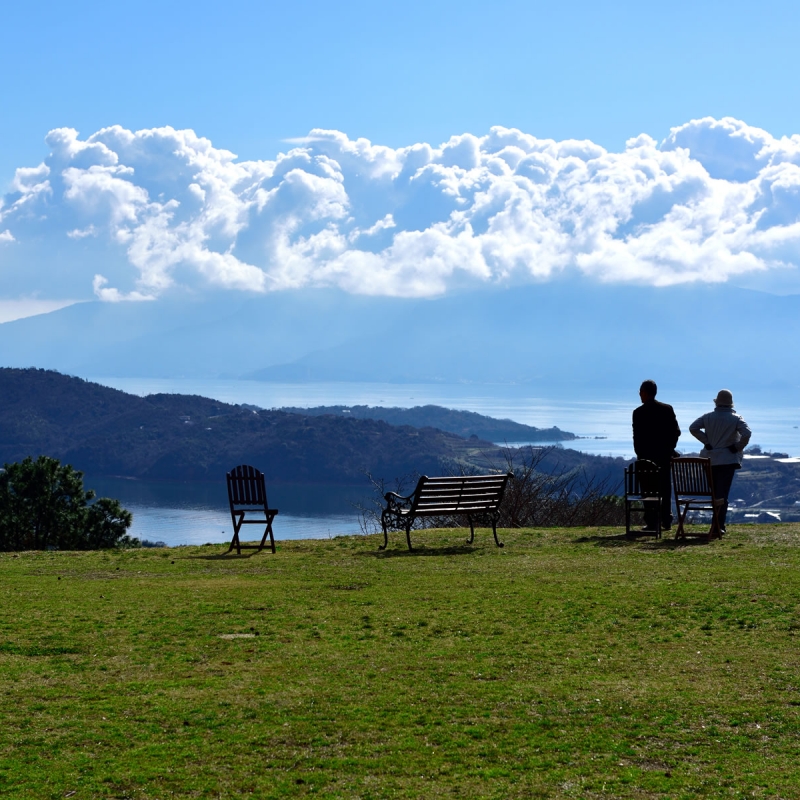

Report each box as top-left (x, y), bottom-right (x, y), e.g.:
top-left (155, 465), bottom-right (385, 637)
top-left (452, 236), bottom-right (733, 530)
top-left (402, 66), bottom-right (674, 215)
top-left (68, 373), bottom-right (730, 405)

top-left (0, 456), bottom-right (134, 551)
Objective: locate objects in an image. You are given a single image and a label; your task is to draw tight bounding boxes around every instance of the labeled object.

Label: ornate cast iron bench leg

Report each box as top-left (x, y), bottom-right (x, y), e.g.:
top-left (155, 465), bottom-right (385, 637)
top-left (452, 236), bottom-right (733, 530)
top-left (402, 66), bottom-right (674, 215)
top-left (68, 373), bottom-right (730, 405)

top-left (492, 515), bottom-right (504, 548)
top-left (466, 516), bottom-right (475, 544)
top-left (379, 513), bottom-right (389, 550)
top-left (405, 520), bottom-right (414, 551)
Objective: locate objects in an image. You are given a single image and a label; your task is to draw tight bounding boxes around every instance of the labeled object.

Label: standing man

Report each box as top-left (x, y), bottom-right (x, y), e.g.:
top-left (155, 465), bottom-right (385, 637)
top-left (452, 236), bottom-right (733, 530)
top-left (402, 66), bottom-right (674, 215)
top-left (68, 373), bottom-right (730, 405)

top-left (632, 379), bottom-right (681, 532)
top-left (689, 389), bottom-right (751, 535)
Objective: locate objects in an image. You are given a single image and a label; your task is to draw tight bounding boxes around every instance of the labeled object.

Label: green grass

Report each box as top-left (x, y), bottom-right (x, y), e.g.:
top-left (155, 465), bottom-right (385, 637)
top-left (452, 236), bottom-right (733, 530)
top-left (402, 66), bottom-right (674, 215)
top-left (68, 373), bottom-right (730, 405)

top-left (2, 524), bottom-right (800, 798)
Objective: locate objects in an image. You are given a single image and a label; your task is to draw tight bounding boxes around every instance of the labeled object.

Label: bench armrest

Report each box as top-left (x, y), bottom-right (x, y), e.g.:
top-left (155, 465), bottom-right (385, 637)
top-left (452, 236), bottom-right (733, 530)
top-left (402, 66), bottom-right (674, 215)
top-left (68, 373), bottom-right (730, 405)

top-left (383, 491), bottom-right (413, 511)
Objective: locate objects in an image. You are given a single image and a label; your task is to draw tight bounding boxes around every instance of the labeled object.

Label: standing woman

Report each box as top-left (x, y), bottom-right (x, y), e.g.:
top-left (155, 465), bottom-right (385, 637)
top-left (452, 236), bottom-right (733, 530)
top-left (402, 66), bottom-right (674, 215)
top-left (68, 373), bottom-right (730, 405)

top-left (689, 389), bottom-right (752, 534)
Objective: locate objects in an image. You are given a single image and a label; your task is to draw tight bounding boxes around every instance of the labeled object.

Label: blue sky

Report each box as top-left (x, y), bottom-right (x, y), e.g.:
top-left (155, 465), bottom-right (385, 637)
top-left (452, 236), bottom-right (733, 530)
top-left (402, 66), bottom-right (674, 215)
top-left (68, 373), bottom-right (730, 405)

top-left (2, 0), bottom-right (800, 319)
top-left (4, 0), bottom-right (799, 178)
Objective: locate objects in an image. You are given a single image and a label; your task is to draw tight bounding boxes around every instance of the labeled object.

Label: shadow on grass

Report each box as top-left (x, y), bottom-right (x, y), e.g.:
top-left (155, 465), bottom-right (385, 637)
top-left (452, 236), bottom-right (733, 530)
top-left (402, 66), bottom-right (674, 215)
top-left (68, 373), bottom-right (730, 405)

top-left (359, 544), bottom-right (479, 558)
top-left (574, 532), bottom-right (712, 549)
top-left (184, 552), bottom-right (260, 560)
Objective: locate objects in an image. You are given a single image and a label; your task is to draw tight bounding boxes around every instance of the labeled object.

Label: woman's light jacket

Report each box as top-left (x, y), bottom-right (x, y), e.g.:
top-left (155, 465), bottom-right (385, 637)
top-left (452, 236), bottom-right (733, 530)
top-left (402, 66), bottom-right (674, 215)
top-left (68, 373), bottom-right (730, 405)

top-left (689, 406), bottom-right (752, 467)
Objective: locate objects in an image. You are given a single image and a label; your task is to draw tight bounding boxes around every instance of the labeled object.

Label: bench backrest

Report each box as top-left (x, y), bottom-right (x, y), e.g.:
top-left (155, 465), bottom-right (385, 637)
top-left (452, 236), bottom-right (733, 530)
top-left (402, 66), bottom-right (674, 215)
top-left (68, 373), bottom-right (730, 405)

top-left (227, 464), bottom-right (268, 508)
top-left (410, 473), bottom-right (512, 515)
top-left (671, 457), bottom-right (716, 498)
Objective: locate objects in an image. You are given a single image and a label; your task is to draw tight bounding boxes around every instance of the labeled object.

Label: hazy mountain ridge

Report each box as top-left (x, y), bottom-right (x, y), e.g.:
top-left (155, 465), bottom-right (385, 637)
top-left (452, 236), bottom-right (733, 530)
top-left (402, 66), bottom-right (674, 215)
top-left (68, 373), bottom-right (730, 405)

top-left (2, 284), bottom-right (800, 392)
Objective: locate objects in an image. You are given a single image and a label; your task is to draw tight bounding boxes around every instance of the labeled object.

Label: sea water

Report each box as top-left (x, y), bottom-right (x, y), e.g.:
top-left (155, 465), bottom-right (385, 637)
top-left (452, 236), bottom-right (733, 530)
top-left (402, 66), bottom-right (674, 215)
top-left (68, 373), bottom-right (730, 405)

top-left (86, 377), bottom-right (800, 546)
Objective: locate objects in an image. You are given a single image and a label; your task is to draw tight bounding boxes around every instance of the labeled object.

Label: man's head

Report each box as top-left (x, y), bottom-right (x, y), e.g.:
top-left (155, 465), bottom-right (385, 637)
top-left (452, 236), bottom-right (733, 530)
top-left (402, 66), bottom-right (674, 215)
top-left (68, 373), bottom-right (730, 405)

top-left (639, 379), bottom-right (658, 402)
top-left (714, 389), bottom-right (734, 407)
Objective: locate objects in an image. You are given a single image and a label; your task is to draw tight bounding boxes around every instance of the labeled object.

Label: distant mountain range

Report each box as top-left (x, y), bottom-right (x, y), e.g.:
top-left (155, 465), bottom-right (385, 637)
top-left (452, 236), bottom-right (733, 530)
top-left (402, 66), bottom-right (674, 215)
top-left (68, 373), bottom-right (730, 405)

top-left (1, 282), bottom-right (799, 392)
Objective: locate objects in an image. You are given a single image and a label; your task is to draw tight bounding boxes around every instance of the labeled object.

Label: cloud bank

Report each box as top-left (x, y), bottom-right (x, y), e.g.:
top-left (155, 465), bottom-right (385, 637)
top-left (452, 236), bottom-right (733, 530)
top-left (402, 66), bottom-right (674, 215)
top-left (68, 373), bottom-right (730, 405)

top-left (3, 117), bottom-right (800, 300)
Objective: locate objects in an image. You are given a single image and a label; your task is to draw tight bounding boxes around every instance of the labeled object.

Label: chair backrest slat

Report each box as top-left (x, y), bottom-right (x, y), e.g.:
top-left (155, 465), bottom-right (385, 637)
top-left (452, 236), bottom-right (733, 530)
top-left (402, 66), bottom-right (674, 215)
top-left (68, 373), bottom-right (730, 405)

top-left (625, 459), bottom-right (660, 498)
top-left (227, 464), bottom-right (268, 508)
top-left (671, 457), bottom-right (715, 498)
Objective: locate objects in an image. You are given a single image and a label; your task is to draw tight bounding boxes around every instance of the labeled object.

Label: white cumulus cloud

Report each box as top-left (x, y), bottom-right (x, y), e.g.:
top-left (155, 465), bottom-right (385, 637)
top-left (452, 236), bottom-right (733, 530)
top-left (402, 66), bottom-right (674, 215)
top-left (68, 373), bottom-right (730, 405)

top-left (3, 117), bottom-right (800, 300)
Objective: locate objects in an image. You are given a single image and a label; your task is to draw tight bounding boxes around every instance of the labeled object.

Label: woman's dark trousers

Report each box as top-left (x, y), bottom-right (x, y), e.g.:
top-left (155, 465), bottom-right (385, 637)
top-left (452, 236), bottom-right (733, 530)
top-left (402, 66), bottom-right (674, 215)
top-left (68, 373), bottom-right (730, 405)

top-left (711, 464), bottom-right (738, 529)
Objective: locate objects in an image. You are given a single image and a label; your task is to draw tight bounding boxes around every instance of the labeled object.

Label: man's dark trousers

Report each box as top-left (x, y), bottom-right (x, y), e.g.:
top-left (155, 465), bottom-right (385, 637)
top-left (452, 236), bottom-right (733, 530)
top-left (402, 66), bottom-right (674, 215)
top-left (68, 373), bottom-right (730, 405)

top-left (633, 396), bottom-right (680, 531)
top-left (643, 460), bottom-right (673, 530)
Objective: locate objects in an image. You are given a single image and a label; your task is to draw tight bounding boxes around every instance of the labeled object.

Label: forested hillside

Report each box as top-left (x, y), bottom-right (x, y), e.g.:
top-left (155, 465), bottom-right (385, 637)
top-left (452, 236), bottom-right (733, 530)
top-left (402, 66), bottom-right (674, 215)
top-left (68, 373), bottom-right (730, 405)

top-left (280, 404), bottom-right (574, 443)
top-left (0, 368), bottom-right (625, 487)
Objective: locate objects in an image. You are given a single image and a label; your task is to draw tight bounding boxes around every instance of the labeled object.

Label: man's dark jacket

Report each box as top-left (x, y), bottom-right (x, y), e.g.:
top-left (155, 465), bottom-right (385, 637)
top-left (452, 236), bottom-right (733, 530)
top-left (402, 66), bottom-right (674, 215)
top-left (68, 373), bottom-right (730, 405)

top-left (632, 398), bottom-right (681, 463)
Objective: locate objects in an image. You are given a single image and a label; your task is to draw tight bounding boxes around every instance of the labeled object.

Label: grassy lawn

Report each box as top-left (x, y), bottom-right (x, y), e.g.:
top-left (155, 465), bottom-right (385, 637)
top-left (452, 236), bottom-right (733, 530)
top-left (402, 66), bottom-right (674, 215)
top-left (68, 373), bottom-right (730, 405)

top-left (2, 524), bottom-right (800, 798)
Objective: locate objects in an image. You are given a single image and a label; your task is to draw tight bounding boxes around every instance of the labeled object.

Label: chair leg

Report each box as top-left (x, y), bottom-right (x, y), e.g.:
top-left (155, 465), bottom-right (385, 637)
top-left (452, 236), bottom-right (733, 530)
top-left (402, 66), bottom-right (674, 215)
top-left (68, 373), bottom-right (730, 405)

top-left (405, 521), bottom-right (414, 551)
top-left (228, 514), bottom-right (244, 554)
top-left (675, 504), bottom-right (689, 539)
top-left (226, 512), bottom-right (241, 553)
top-left (258, 516), bottom-right (276, 553)
top-left (466, 516), bottom-right (475, 544)
top-left (255, 525), bottom-right (268, 553)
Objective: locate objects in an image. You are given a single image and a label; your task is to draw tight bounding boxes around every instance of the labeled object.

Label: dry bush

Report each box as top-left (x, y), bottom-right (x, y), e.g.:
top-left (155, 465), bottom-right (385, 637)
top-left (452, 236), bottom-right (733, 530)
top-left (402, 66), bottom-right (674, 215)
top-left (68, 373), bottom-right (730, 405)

top-left (356, 446), bottom-right (625, 535)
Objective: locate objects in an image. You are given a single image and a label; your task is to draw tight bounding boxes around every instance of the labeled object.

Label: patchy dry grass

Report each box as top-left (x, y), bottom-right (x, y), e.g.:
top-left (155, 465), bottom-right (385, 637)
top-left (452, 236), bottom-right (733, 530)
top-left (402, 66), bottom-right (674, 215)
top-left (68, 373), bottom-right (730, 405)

top-left (2, 524), bottom-right (800, 798)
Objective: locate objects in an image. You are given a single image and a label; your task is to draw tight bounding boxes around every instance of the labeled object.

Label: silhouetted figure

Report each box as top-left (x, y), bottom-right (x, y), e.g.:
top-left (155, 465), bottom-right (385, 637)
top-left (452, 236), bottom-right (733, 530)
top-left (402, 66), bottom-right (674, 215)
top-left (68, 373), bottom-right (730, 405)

top-left (689, 389), bottom-right (751, 534)
top-left (632, 379), bottom-right (681, 531)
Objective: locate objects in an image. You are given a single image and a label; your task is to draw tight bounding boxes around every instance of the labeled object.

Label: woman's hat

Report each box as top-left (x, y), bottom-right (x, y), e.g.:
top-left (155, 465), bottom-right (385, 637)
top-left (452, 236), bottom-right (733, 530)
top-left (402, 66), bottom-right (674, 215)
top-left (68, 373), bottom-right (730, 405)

top-left (714, 389), bottom-right (734, 407)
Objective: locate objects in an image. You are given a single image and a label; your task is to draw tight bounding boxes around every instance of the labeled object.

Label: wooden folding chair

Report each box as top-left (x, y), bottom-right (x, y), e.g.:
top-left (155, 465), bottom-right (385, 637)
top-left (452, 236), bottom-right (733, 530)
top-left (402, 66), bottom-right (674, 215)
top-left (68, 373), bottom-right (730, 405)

top-left (225, 464), bottom-right (279, 554)
top-left (670, 457), bottom-right (724, 541)
top-left (624, 459), bottom-right (662, 538)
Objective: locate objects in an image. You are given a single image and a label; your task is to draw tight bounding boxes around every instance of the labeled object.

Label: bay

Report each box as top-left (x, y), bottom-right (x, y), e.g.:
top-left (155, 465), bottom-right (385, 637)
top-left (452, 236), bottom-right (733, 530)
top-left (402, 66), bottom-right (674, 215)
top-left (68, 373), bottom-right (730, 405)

top-left (87, 476), bottom-right (369, 549)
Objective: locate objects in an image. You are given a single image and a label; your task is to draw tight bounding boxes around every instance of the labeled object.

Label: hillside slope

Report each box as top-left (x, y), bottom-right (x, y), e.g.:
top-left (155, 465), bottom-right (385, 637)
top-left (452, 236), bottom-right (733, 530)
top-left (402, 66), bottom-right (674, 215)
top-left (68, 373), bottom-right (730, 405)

top-left (279, 404), bottom-right (574, 443)
top-left (0, 368), bottom-right (629, 489)
top-left (0, 369), bottom-right (503, 483)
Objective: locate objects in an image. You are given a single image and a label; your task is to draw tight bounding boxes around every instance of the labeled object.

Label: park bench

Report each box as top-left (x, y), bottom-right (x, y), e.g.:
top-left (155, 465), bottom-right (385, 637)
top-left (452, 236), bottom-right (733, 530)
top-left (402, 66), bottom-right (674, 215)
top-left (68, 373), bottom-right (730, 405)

top-left (225, 464), bottom-right (279, 554)
top-left (380, 472), bottom-right (513, 551)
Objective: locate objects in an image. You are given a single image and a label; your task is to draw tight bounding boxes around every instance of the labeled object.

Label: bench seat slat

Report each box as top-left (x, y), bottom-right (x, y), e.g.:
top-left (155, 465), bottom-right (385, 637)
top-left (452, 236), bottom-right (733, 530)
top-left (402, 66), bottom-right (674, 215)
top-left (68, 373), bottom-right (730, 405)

top-left (419, 480), bottom-right (506, 488)
top-left (415, 498), bottom-right (502, 509)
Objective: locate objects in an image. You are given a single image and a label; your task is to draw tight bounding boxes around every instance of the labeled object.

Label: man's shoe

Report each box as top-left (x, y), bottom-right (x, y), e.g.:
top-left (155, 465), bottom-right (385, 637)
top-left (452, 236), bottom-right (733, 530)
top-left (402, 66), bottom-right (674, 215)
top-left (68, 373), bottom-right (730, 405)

top-left (661, 521), bottom-right (672, 531)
